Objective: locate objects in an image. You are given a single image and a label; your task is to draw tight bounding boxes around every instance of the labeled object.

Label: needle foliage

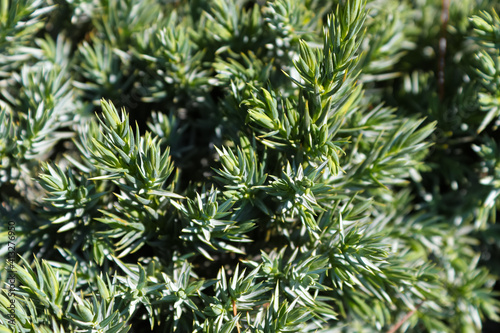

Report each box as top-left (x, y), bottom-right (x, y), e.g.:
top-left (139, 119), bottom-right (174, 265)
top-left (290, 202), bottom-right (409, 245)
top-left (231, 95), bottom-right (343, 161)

top-left (1, 0), bottom-right (500, 332)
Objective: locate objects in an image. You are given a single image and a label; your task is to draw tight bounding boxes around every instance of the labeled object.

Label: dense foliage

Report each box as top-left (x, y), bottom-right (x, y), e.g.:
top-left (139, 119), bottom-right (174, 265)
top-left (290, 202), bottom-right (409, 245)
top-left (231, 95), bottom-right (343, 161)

top-left (1, 0), bottom-right (500, 332)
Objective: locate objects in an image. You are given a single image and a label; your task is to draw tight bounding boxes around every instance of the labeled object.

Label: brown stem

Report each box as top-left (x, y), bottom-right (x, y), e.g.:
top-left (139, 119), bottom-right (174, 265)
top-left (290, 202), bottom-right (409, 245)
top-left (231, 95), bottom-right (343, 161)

top-left (232, 299), bottom-right (241, 333)
top-left (387, 302), bottom-right (424, 333)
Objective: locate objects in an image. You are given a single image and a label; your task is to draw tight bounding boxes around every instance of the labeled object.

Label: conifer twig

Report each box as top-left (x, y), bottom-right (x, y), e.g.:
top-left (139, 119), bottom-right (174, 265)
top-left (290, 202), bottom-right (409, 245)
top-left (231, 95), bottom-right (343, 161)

top-left (233, 299), bottom-right (241, 333)
top-left (387, 302), bottom-right (424, 333)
